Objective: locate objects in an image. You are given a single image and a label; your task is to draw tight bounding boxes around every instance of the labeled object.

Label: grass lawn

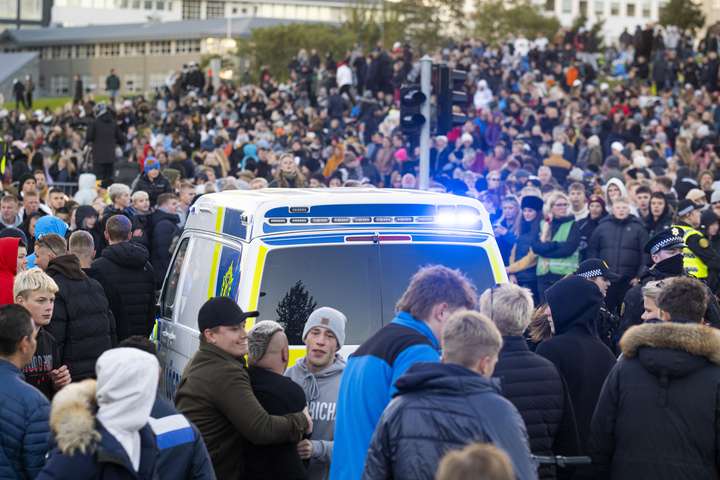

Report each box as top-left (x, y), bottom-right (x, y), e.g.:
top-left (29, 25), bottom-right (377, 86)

top-left (3, 96), bottom-right (110, 112)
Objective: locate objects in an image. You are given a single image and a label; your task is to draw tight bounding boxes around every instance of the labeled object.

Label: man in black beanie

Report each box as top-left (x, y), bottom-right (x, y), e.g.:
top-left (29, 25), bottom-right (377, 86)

top-left (175, 297), bottom-right (312, 479)
top-left (536, 275), bottom-right (616, 458)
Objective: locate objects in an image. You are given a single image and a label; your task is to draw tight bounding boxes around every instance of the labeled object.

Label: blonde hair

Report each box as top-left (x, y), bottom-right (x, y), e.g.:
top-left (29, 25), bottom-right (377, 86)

top-left (442, 310), bottom-right (503, 368)
top-left (641, 280), bottom-right (664, 302)
top-left (436, 443), bottom-right (514, 480)
top-left (14, 267), bottom-right (59, 299)
top-left (479, 284), bottom-right (534, 336)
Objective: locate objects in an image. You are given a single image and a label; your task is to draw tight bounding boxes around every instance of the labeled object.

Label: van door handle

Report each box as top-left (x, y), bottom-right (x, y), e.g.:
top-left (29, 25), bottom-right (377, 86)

top-left (161, 331), bottom-right (176, 342)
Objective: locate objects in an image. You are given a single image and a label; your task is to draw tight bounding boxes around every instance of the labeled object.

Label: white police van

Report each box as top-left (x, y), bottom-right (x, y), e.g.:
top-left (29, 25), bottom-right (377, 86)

top-left (156, 188), bottom-right (507, 399)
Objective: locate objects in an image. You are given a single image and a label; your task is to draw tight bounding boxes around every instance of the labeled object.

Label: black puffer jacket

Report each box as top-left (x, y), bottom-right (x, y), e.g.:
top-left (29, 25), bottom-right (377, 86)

top-left (134, 173), bottom-right (173, 207)
top-left (577, 212), bottom-right (607, 261)
top-left (532, 215), bottom-right (581, 261)
top-left (591, 322), bottom-right (720, 480)
top-left (45, 254), bottom-right (115, 381)
top-left (90, 241), bottom-right (156, 342)
top-left (536, 276), bottom-right (616, 454)
top-left (362, 362), bottom-right (537, 480)
top-left (494, 337), bottom-right (580, 479)
top-left (587, 215), bottom-right (649, 278)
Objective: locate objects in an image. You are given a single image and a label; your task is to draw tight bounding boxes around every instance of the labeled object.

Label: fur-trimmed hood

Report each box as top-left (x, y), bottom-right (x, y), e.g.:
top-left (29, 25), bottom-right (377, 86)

top-left (620, 322), bottom-right (720, 377)
top-left (49, 379), bottom-right (101, 455)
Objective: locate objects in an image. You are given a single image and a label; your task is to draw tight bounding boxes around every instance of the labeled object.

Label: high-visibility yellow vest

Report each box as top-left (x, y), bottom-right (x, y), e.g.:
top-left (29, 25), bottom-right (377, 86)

top-left (537, 220), bottom-right (579, 276)
top-left (674, 224), bottom-right (709, 279)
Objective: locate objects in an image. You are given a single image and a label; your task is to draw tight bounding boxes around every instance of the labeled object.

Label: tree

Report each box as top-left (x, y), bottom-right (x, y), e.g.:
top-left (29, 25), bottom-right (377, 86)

top-left (660, 0), bottom-right (705, 34)
top-left (276, 281), bottom-right (318, 344)
top-left (473, 0), bottom-right (560, 45)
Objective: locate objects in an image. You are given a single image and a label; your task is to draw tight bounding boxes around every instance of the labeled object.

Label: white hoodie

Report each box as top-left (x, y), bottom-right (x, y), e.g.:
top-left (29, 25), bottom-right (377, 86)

top-left (95, 348), bottom-right (159, 471)
top-left (73, 173), bottom-right (98, 206)
top-left (473, 80), bottom-right (493, 111)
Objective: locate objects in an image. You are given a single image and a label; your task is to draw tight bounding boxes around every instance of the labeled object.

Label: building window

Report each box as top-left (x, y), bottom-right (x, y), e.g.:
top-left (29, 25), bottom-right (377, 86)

top-left (76, 44), bottom-right (96, 58)
top-left (626, 2), bottom-right (635, 15)
top-left (149, 40), bottom-right (172, 55)
top-left (125, 41), bottom-right (146, 56)
top-left (124, 74), bottom-right (143, 93)
top-left (156, 0), bottom-right (164, 9)
top-left (50, 76), bottom-right (69, 96)
top-left (21, 0), bottom-right (43, 21)
top-left (149, 73), bottom-right (167, 90)
top-left (610, 2), bottom-right (619, 14)
top-left (0, 0), bottom-right (18, 18)
top-left (81, 75), bottom-right (96, 93)
top-left (131, 0), bottom-right (140, 8)
top-left (51, 46), bottom-right (71, 59)
top-left (642, 1), bottom-right (651, 16)
top-left (176, 39), bottom-right (201, 54)
top-left (561, 0), bottom-right (572, 13)
top-left (99, 43), bottom-right (120, 57)
top-left (182, 0), bottom-right (200, 18)
top-left (579, 0), bottom-right (588, 15)
top-left (207, 1), bottom-right (224, 17)
top-left (594, 0), bottom-right (605, 16)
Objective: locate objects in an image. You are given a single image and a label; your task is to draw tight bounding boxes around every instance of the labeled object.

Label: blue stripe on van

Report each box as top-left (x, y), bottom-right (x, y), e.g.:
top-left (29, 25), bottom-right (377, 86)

top-left (222, 208), bottom-right (247, 239)
top-left (261, 232), bottom-right (491, 246)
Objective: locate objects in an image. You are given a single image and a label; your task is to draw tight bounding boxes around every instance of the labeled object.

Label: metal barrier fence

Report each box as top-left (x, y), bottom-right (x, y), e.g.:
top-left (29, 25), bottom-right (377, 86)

top-left (50, 182), bottom-right (80, 196)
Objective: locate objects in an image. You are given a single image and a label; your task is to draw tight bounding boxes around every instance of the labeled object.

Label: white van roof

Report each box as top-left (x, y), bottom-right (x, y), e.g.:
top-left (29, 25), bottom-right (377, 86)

top-left (186, 188), bottom-right (495, 242)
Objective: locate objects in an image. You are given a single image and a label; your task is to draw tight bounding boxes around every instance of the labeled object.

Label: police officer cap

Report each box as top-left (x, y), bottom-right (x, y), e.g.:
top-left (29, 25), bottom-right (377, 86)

top-left (198, 296), bottom-right (259, 332)
top-left (575, 258), bottom-right (621, 281)
top-left (644, 228), bottom-right (686, 255)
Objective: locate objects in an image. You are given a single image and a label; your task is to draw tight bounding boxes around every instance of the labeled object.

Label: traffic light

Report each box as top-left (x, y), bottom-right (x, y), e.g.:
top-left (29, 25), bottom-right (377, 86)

top-left (436, 65), bottom-right (469, 135)
top-left (399, 85), bottom-right (427, 139)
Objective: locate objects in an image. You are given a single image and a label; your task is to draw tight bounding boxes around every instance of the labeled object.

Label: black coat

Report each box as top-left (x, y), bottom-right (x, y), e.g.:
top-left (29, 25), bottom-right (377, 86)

top-left (90, 241), bottom-right (156, 342)
top-left (532, 215), bottom-right (581, 262)
top-left (149, 209), bottom-right (180, 288)
top-left (577, 213), bottom-right (607, 261)
top-left (494, 337), bottom-right (580, 479)
top-left (591, 322), bottom-right (720, 480)
top-left (587, 215), bottom-right (649, 278)
top-left (537, 278), bottom-right (617, 453)
top-left (134, 173), bottom-right (173, 207)
top-left (246, 366), bottom-right (307, 480)
top-left (644, 211), bottom-right (672, 238)
top-left (513, 218), bottom-right (540, 283)
top-left (362, 362), bottom-right (537, 480)
top-left (86, 113), bottom-right (123, 165)
top-left (45, 254), bottom-right (115, 381)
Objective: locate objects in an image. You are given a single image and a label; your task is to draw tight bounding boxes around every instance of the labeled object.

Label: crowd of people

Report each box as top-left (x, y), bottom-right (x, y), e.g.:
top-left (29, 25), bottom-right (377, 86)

top-left (2, 19), bottom-right (720, 480)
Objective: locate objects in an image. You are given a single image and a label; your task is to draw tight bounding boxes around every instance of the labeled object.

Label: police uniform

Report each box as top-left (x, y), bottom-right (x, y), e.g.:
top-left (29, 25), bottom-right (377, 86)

top-left (672, 200), bottom-right (720, 282)
top-left (576, 258), bottom-right (621, 354)
top-left (620, 230), bottom-right (720, 336)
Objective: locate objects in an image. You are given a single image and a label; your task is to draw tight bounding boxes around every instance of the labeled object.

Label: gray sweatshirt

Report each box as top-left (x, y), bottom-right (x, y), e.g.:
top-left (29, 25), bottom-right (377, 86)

top-left (285, 354), bottom-right (346, 480)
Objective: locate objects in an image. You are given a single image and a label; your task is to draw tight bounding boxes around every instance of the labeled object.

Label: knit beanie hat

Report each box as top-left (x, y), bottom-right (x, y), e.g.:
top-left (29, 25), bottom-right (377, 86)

top-left (302, 307), bottom-right (347, 348)
top-left (520, 195), bottom-right (543, 212)
top-left (144, 157), bottom-right (160, 174)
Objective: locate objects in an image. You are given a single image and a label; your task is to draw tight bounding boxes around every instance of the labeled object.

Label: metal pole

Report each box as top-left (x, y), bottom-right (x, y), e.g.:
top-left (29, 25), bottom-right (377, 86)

top-left (419, 55), bottom-right (432, 190)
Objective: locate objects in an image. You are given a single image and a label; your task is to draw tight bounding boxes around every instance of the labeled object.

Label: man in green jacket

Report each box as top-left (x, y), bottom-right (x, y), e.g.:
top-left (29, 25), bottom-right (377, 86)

top-left (175, 297), bottom-right (312, 479)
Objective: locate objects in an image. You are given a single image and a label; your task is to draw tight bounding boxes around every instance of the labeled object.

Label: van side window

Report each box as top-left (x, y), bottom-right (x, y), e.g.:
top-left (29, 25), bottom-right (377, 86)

top-left (176, 237), bottom-right (242, 329)
top-left (161, 237), bottom-right (190, 320)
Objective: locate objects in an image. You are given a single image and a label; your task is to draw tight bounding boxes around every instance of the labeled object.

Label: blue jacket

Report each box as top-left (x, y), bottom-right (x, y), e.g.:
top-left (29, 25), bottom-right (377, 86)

top-left (149, 398), bottom-right (215, 480)
top-left (0, 359), bottom-right (50, 480)
top-left (37, 422), bottom-right (157, 480)
top-left (362, 362), bottom-right (537, 480)
top-left (330, 312), bottom-right (440, 480)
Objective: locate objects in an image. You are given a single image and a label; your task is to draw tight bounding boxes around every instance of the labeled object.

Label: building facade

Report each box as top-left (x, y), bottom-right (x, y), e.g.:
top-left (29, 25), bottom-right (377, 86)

top-left (0, 17), bottom-right (310, 97)
top-left (51, 0), bottom-right (353, 27)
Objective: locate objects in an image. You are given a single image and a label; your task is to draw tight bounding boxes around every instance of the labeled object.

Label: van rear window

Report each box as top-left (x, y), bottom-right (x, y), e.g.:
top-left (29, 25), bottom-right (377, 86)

top-left (257, 243), bottom-right (497, 346)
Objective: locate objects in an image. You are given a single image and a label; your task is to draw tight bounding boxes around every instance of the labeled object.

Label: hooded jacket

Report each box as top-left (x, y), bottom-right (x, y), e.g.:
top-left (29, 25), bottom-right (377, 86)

top-left (362, 362), bottom-right (537, 480)
top-left (174, 342), bottom-right (308, 480)
top-left (286, 355), bottom-right (347, 480)
top-left (46, 254), bottom-right (115, 381)
top-left (591, 322), bottom-right (720, 479)
top-left (86, 112), bottom-right (123, 165)
top-left (536, 276), bottom-right (617, 453)
top-left (134, 174), bottom-right (172, 207)
top-left (91, 242), bottom-right (156, 341)
top-left (38, 348), bottom-right (160, 480)
top-left (0, 359), bottom-right (50, 480)
top-left (26, 216), bottom-right (69, 269)
top-left (587, 214), bottom-right (649, 278)
top-left (0, 236), bottom-right (19, 305)
top-left (331, 312), bottom-right (440, 480)
top-left (73, 173), bottom-right (98, 206)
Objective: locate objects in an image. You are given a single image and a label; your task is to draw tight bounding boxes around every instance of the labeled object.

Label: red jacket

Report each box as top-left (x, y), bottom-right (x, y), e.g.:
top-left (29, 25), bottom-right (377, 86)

top-left (0, 237), bottom-right (19, 305)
